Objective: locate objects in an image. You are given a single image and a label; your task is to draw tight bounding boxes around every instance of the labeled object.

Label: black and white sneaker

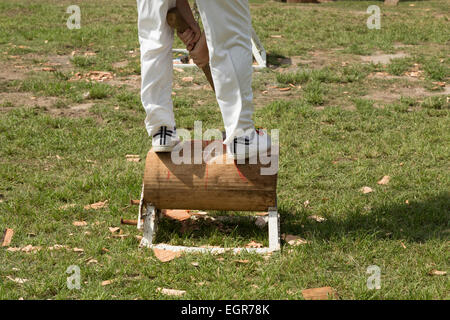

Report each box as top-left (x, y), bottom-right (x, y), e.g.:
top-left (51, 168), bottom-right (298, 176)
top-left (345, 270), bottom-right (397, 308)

top-left (227, 128), bottom-right (271, 160)
top-left (152, 126), bottom-right (179, 152)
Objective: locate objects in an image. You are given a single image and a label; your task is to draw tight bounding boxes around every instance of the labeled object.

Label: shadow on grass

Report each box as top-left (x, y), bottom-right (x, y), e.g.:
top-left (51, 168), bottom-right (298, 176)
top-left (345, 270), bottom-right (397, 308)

top-left (267, 52), bottom-right (292, 68)
top-left (154, 215), bottom-right (269, 246)
top-left (281, 192), bottom-right (450, 242)
top-left (154, 192), bottom-right (448, 246)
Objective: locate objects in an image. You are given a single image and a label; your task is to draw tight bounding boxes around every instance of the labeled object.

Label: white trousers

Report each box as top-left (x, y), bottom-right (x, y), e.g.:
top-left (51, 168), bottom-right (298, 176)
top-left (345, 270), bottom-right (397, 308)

top-left (137, 0), bottom-right (254, 145)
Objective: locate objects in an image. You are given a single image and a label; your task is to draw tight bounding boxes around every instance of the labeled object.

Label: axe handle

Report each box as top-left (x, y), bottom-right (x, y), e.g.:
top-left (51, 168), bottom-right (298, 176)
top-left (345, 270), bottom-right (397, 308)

top-left (167, 7), bottom-right (215, 92)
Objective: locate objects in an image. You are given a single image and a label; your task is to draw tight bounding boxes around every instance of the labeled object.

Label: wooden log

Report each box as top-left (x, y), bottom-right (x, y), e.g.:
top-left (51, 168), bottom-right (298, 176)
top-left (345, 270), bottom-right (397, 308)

top-left (143, 141), bottom-right (277, 211)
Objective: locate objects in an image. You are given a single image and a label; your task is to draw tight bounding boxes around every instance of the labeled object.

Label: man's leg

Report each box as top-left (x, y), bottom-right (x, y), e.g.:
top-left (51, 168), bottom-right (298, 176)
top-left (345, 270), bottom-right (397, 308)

top-left (137, 0), bottom-right (177, 137)
top-left (195, 0), bottom-right (255, 146)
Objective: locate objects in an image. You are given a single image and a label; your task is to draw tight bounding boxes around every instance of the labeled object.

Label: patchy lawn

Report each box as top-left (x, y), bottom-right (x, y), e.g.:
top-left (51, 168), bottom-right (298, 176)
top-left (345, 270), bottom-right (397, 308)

top-left (0, 0), bottom-right (448, 299)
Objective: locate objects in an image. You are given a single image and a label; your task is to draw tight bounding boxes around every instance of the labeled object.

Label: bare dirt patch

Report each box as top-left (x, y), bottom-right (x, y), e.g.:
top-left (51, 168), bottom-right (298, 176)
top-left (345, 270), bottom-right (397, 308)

top-left (0, 91), bottom-right (100, 120)
top-left (43, 54), bottom-right (72, 72)
top-left (0, 92), bottom-right (57, 110)
top-left (253, 86), bottom-right (300, 108)
top-left (361, 52), bottom-right (410, 65)
top-left (0, 61), bottom-right (29, 81)
top-left (109, 74), bottom-right (141, 91)
top-left (363, 86), bottom-right (450, 105)
top-left (273, 50), bottom-right (360, 72)
top-left (47, 102), bottom-right (96, 118)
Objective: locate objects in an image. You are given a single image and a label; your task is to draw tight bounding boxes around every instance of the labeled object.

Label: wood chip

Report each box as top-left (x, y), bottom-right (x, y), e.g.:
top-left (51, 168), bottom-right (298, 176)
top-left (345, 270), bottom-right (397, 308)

top-left (126, 154), bottom-right (140, 162)
top-left (157, 287), bottom-right (186, 296)
top-left (182, 76), bottom-right (193, 82)
top-left (361, 186), bottom-right (374, 194)
top-left (153, 248), bottom-right (182, 262)
top-left (2, 228), bottom-right (14, 247)
top-left (432, 81), bottom-right (446, 87)
top-left (101, 279), bottom-right (116, 286)
top-left (302, 287), bottom-right (338, 300)
top-left (234, 259), bottom-right (250, 264)
top-left (428, 269), bottom-right (447, 276)
top-left (279, 87), bottom-right (291, 91)
top-left (377, 175), bottom-right (390, 185)
top-left (73, 248), bottom-right (84, 253)
top-left (84, 200), bottom-right (108, 210)
top-left (85, 71), bottom-right (114, 82)
top-left (163, 209), bottom-right (192, 221)
top-left (282, 234), bottom-right (308, 246)
top-left (189, 211), bottom-right (208, 216)
top-left (308, 215), bottom-right (326, 223)
top-left (72, 221), bottom-right (87, 227)
top-left (108, 227), bottom-right (121, 234)
top-left (130, 199), bottom-right (140, 206)
top-left (48, 244), bottom-right (69, 251)
top-left (245, 241), bottom-right (263, 248)
top-left (20, 245), bottom-right (42, 253)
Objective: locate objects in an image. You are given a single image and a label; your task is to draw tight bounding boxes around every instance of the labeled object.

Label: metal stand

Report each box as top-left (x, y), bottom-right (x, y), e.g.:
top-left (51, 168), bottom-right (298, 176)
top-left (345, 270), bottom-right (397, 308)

top-left (138, 202), bottom-right (280, 254)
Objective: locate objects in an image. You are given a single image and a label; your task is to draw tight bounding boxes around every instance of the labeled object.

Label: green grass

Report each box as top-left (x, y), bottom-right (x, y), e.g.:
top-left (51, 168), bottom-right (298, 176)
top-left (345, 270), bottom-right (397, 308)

top-left (0, 0), bottom-right (449, 300)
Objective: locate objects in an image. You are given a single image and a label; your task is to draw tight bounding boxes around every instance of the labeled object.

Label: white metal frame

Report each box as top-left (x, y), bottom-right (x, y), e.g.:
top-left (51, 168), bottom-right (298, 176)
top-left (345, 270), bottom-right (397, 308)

top-left (138, 189), bottom-right (280, 254)
top-left (173, 27), bottom-right (266, 70)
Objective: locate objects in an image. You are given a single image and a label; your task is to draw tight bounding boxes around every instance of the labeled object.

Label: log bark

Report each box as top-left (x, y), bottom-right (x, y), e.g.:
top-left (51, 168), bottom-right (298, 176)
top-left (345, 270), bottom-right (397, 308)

top-left (143, 141), bottom-right (277, 211)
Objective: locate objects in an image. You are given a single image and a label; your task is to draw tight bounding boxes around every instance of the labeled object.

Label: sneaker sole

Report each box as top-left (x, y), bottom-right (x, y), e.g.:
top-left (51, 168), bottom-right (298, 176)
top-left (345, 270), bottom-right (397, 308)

top-left (152, 145), bottom-right (176, 152)
top-left (230, 147), bottom-right (271, 160)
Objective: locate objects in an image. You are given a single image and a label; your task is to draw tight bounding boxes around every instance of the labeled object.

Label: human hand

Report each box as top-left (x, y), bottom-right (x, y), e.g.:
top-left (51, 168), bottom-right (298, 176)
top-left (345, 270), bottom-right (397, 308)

top-left (177, 28), bottom-right (198, 51)
top-left (175, 0), bottom-right (201, 49)
top-left (190, 32), bottom-right (209, 68)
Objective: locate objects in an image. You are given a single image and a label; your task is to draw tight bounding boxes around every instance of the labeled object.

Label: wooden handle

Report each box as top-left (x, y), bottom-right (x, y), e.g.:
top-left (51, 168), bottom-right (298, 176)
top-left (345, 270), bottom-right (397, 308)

top-left (167, 8), bottom-right (215, 92)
